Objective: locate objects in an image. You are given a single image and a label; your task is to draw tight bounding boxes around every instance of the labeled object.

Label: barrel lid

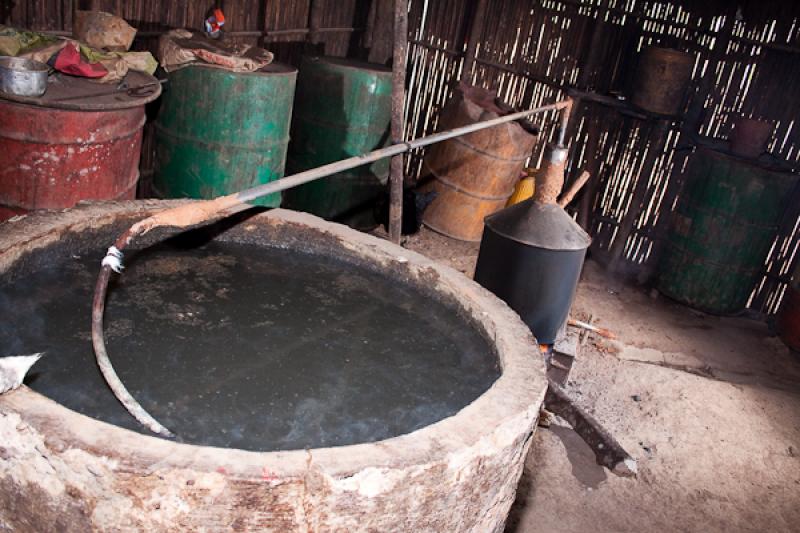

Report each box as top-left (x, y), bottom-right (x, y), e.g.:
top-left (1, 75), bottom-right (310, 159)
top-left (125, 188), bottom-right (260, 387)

top-left (0, 70), bottom-right (161, 111)
top-left (643, 46), bottom-right (693, 60)
top-left (259, 62), bottom-right (297, 75)
top-left (484, 199), bottom-right (591, 251)
top-left (306, 55), bottom-right (391, 74)
top-left (183, 61), bottom-right (297, 77)
top-left (699, 145), bottom-right (800, 175)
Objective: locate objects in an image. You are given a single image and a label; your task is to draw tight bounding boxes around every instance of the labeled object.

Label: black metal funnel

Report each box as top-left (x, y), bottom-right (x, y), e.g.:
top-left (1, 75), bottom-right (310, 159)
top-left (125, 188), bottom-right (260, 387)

top-left (474, 198), bottom-right (591, 344)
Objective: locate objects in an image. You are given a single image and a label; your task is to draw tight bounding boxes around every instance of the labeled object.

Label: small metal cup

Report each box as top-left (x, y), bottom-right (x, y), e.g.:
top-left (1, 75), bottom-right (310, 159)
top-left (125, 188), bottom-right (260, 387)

top-left (0, 56), bottom-right (49, 97)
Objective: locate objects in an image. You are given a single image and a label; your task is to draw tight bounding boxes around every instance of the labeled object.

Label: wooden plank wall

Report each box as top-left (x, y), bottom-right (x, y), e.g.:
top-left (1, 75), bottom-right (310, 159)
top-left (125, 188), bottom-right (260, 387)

top-left (3, 0), bottom-right (800, 314)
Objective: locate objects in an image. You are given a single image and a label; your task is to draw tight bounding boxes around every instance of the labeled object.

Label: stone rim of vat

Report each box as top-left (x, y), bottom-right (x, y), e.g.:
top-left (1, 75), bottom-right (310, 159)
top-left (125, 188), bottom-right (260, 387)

top-left (0, 200), bottom-right (546, 530)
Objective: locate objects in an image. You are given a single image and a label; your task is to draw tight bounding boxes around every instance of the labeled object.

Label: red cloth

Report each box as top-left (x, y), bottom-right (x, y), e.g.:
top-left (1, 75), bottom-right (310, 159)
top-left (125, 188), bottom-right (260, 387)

top-left (53, 42), bottom-right (107, 78)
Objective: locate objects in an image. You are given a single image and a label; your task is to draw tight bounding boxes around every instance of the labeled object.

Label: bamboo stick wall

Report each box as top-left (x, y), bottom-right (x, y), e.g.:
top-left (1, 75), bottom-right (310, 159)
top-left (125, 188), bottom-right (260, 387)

top-left (3, 0), bottom-right (800, 314)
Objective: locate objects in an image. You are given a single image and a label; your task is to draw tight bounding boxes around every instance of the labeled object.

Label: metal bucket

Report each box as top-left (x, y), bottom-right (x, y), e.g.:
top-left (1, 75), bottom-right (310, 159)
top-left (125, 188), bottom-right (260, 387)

top-left (631, 46), bottom-right (694, 116)
top-left (153, 63), bottom-right (297, 206)
top-left (657, 148), bottom-right (798, 314)
top-left (421, 85), bottom-right (538, 242)
top-left (474, 199), bottom-right (591, 344)
top-left (0, 57), bottom-right (48, 97)
top-left (0, 100), bottom-right (144, 221)
top-left (282, 56), bottom-right (392, 230)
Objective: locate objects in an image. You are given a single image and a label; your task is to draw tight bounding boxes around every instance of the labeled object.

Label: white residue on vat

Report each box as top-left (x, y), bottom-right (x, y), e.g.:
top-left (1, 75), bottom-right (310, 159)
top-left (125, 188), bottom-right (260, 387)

top-left (334, 466), bottom-right (407, 498)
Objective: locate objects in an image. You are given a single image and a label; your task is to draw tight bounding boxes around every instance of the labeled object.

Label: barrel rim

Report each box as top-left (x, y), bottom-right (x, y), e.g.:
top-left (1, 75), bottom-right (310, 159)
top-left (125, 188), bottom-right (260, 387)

top-left (0, 200), bottom-right (546, 480)
top-left (0, 70), bottom-right (162, 111)
top-left (304, 54), bottom-right (392, 75)
top-left (641, 45), bottom-right (695, 63)
top-left (696, 146), bottom-right (800, 175)
top-left (177, 61), bottom-right (298, 77)
top-left (0, 106), bottom-right (146, 145)
top-left (0, 171), bottom-right (140, 211)
top-left (153, 121), bottom-right (291, 151)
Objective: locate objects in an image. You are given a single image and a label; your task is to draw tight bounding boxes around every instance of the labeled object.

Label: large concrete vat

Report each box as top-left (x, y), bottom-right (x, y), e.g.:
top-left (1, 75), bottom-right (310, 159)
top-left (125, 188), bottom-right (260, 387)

top-left (0, 200), bottom-right (546, 532)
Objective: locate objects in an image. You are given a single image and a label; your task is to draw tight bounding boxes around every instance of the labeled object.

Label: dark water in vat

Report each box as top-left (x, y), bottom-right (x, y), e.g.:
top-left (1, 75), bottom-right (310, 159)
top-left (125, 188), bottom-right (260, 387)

top-left (1, 237), bottom-right (499, 451)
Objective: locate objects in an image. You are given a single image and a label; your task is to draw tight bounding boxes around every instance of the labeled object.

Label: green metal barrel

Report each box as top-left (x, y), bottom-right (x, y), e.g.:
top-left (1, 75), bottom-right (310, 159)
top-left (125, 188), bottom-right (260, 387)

top-left (282, 56), bottom-right (392, 229)
top-left (153, 63), bottom-right (296, 206)
top-left (657, 148), bottom-right (797, 314)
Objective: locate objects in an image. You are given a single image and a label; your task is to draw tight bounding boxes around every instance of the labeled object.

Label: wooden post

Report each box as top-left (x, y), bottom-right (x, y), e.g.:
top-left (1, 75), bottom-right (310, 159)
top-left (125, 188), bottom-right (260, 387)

top-left (388, 0), bottom-right (408, 243)
top-left (462, 0), bottom-right (489, 80)
top-left (364, 0), bottom-right (395, 64)
top-left (578, 111), bottom-right (602, 231)
top-left (308, 0), bottom-right (325, 45)
top-left (575, 1), bottom-right (609, 91)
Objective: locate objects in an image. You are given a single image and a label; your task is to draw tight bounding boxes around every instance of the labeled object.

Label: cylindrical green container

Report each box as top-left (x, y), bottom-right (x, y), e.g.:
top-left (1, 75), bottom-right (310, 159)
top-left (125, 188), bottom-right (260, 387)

top-left (657, 148), bottom-right (798, 314)
top-left (154, 63), bottom-right (297, 206)
top-left (282, 56), bottom-right (392, 229)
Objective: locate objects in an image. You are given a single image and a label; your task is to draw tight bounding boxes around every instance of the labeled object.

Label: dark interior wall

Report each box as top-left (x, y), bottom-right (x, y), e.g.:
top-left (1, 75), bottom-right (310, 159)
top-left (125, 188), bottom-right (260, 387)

top-left (0, 0), bottom-right (372, 63)
top-left (2, 0), bottom-right (800, 313)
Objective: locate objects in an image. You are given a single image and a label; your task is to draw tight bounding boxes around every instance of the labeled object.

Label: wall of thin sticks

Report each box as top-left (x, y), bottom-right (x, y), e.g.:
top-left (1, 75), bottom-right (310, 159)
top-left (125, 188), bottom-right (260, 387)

top-left (403, 0), bottom-right (800, 316)
top-left (3, 0), bottom-right (800, 314)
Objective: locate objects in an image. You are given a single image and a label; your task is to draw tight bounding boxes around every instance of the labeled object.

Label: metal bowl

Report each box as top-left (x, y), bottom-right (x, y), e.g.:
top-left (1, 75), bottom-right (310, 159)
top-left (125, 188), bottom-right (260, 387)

top-left (0, 56), bottom-right (49, 97)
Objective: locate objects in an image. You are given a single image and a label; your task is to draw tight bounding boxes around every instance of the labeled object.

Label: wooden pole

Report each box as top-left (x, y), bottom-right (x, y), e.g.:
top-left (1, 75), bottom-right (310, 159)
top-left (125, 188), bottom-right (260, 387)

top-left (578, 112), bottom-right (602, 231)
top-left (308, 0), bottom-right (325, 46)
top-left (463, 0), bottom-right (489, 80)
top-left (575, 0), bottom-right (609, 91)
top-left (364, 0), bottom-right (395, 64)
top-left (388, 0), bottom-right (408, 243)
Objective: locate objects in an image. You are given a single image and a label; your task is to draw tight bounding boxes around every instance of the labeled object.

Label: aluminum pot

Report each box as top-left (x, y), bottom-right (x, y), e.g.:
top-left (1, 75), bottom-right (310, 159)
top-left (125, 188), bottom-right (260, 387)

top-left (0, 56), bottom-right (48, 97)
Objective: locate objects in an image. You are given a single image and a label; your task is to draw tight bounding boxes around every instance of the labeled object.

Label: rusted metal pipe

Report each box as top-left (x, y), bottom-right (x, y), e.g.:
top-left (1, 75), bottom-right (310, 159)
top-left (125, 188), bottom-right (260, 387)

top-left (92, 97), bottom-right (574, 436)
top-left (388, 0), bottom-right (409, 244)
top-left (236, 100), bottom-right (571, 204)
top-left (557, 97), bottom-right (573, 147)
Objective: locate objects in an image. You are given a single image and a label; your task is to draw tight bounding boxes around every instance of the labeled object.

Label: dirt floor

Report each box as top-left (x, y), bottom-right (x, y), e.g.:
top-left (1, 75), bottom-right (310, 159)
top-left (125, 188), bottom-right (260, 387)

top-left (392, 227), bottom-right (800, 533)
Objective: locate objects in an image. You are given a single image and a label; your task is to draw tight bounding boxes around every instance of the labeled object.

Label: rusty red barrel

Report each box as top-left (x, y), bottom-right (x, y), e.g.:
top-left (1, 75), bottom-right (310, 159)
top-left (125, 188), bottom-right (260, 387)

top-left (0, 72), bottom-right (160, 221)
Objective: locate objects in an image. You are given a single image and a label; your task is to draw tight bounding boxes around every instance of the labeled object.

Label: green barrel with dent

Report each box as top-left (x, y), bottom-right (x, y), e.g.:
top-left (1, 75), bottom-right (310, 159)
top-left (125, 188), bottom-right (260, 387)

top-left (153, 63), bottom-right (297, 206)
top-left (657, 148), bottom-right (797, 314)
top-left (282, 56), bottom-right (392, 229)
